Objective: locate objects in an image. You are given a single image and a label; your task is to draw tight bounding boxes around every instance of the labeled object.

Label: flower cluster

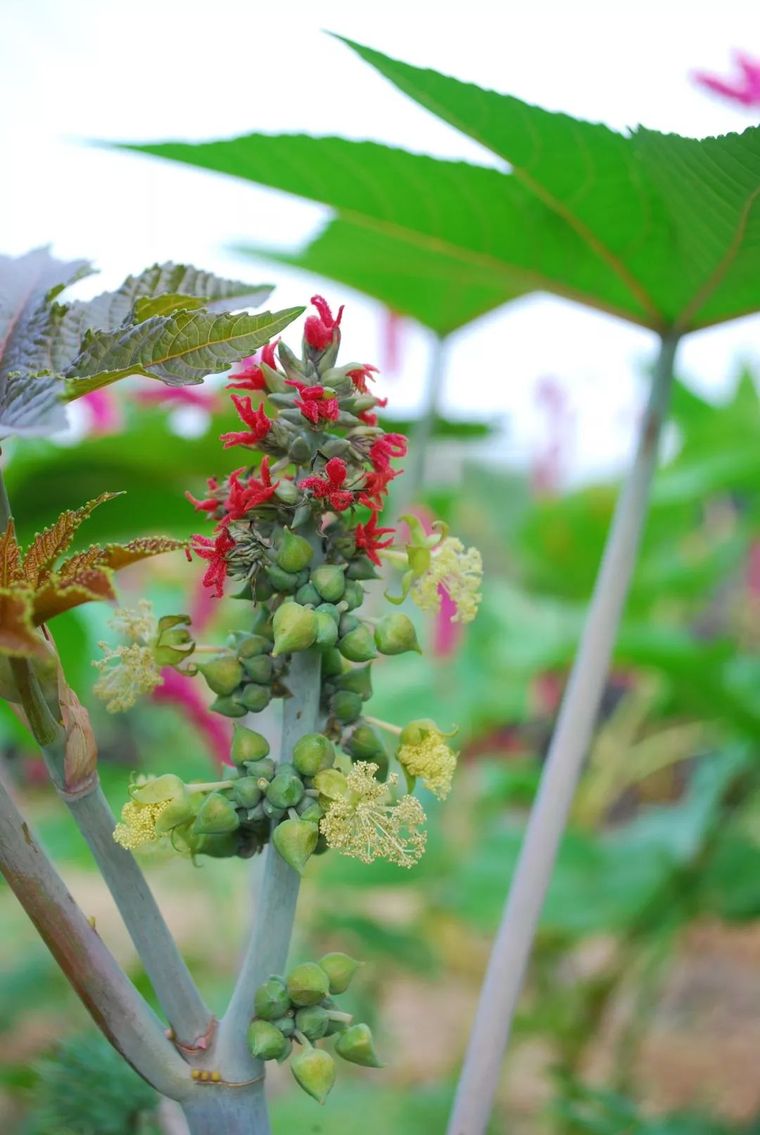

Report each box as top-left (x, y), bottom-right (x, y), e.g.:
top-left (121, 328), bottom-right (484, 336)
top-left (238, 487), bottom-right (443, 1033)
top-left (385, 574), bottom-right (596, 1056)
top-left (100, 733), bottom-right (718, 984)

top-left (93, 602), bottom-right (194, 712)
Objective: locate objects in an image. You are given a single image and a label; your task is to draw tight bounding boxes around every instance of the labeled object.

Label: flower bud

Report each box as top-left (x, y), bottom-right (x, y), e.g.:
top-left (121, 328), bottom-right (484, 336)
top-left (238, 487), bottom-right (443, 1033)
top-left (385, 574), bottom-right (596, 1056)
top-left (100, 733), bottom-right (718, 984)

top-left (320, 435), bottom-right (351, 457)
top-left (266, 770), bottom-right (305, 810)
top-left (342, 581), bottom-right (365, 611)
top-left (242, 655), bottom-right (273, 685)
top-left (318, 952), bottom-right (362, 995)
top-left (315, 602), bottom-right (340, 621)
top-left (295, 798), bottom-right (324, 824)
top-left (274, 479), bottom-right (300, 505)
top-left (254, 575), bottom-right (274, 601)
top-left (345, 724), bottom-right (385, 761)
top-left (262, 800), bottom-right (285, 822)
top-left (248, 1019), bottom-right (290, 1062)
top-left (198, 656), bottom-right (244, 696)
top-left (313, 768), bottom-right (348, 803)
top-left (374, 613), bottom-right (421, 656)
top-left (321, 647), bottom-right (344, 677)
top-left (338, 626), bottom-right (377, 663)
top-left (291, 1045), bottom-right (335, 1104)
top-left (331, 690), bottom-right (363, 724)
top-left (338, 613), bottom-right (359, 637)
top-left (265, 564), bottom-right (300, 594)
top-left (209, 695), bottom-right (248, 718)
top-left (260, 359), bottom-right (288, 393)
top-left (288, 434), bottom-right (314, 465)
top-left (315, 612), bottom-right (339, 647)
top-left (238, 683), bottom-right (272, 713)
top-left (334, 1023), bottom-right (381, 1067)
top-left (247, 756), bottom-right (276, 780)
top-left (276, 339), bottom-right (306, 380)
top-left (287, 962), bottom-right (330, 1006)
top-left (292, 733), bottom-right (335, 777)
top-left (295, 582), bottom-right (322, 607)
top-left (346, 556), bottom-right (379, 581)
top-left (311, 564), bottom-right (346, 603)
top-left (295, 1005), bottom-right (329, 1040)
top-left (132, 773), bottom-right (186, 805)
top-left (272, 603), bottom-right (318, 656)
top-left (232, 776), bottom-right (262, 809)
top-left (154, 794), bottom-right (198, 834)
top-left (273, 1014), bottom-right (295, 1038)
top-left (254, 975), bottom-right (290, 1021)
top-left (192, 791), bottom-right (240, 835)
top-left (272, 818), bottom-right (318, 874)
top-left (235, 634), bottom-right (272, 659)
top-left (277, 530), bottom-right (314, 573)
top-left (335, 665), bottom-right (373, 701)
top-left (194, 832), bottom-right (240, 858)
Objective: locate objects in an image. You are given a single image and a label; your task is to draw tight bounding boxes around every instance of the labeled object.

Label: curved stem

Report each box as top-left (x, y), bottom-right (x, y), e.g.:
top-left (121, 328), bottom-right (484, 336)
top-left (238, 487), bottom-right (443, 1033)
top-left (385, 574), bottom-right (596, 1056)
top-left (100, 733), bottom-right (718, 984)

top-left (447, 333), bottom-right (679, 1135)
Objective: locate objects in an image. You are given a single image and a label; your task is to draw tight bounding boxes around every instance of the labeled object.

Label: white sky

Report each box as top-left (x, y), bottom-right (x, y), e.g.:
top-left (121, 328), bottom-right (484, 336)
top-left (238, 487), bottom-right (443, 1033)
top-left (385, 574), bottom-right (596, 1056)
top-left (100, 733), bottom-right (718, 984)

top-left (1, 0), bottom-right (758, 482)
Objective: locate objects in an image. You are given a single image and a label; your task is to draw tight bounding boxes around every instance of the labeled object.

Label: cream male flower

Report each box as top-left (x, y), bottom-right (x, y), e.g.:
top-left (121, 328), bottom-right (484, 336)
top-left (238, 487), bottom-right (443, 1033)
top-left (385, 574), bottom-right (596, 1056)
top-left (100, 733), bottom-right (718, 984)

top-left (410, 536), bottom-right (482, 625)
top-left (93, 601), bottom-right (162, 712)
top-left (397, 719), bottom-right (458, 800)
top-left (113, 774), bottom-right (189, 851)
top-left (319, 761), bottom-right (426, 868)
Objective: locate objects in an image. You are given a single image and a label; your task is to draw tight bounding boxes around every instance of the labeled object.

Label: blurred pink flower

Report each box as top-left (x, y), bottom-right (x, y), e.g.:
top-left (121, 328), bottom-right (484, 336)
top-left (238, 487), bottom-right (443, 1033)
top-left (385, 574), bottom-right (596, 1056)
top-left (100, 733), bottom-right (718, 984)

top-left (531, 375), bottom-right (572, 497)
top-left (80, 389), bottom-right (122, 435)
top-left (134, 385), bottom-right (221, 411)
top-left (151, 668), bottom-right (231, 766)
top-left (380, 309), bottom-right (404, 376)
top-left (693, 52), bottom-right (760, 107)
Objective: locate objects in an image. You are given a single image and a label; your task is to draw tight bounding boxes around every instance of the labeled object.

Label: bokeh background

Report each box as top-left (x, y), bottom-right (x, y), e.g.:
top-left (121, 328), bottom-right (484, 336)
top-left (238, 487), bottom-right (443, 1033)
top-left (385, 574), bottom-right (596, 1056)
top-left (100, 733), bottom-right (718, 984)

top-left (2, 2), bottom-right (760, 1132)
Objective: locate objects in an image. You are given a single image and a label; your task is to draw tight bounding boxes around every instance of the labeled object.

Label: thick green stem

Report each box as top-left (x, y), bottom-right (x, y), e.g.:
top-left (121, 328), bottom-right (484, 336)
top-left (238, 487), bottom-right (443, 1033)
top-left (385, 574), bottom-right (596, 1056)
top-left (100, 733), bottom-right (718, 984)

top-left (447, 334), bottom-right (679, 1135)
top-left (0, 773), bottom-right (190, 1100)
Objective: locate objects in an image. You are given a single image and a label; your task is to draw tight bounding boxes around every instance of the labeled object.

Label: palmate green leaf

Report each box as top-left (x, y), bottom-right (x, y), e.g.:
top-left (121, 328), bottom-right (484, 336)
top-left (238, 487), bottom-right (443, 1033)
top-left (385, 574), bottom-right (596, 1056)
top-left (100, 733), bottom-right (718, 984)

top-left (64, 305), bottom-right (304, 394)
top-left (127, 38), bottom-right (760, 333)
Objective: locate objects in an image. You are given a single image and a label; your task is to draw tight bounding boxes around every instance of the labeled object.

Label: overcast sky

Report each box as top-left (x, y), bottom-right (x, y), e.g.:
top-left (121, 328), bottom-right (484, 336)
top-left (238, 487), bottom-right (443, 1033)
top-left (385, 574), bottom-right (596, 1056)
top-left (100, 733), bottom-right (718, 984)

top-left (2, 0), bottom-right (758, 481)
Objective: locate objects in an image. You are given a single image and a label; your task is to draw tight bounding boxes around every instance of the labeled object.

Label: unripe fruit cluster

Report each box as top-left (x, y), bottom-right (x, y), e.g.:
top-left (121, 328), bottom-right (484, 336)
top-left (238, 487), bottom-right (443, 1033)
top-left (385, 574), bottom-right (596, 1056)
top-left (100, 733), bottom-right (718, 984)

top-left (248, 954), bottom-right (379, 1104)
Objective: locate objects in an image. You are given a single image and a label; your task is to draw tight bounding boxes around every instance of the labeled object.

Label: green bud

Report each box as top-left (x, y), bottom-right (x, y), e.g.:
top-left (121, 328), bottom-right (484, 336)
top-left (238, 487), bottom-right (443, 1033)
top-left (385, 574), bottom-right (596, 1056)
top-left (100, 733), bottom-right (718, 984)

top-left (289, 435), bottom-right (314, 465)
top-left (132, 773), bottom-right (185, 805)
top-left (232, 776), bottom-right (262, 809)
top-left (273, 1014), bottom-right (296, 1038)
top-left (277, 530), bottom-right (314, 573)
top-left (338, 626), bottom-right (377, 663)
top-left (272, 602), bottom-right (318, 656)
top-left (254, 976), bottom-right (290, 1021)
top-left (320, 434), bottom-right (351, 456)
top-left (398, 717), bottom-right (451, 747)
top-left (311, 564), bottom-right (346, 603)
top-left (249, 609), bottom-right (275, 639)
top-left (345, 724), bottom-right (385, 761)
top-left (194, 832), bottom-right (239, 859)
top-left (321, 647), bottom-right (344, 677)
top-left (295, 798), bottom-right (324, 824)
top-left (314, 612), bottom-right (339, 647)
top-left (198, 656), bottom-right (244, 696)
top-left (272, 818), bottom-right (318, 874)
top-left (276, 339), bottom-right (305, 380)
top-left (262, 800), bottom-right (286, 822)
top-left (292, 733), bottom-right (335, 777)
top-left (248, 1019), bottom-right (290, 1062)
top-left (192, 792), bottom-right (240, 836)
top-left (254, 574), bottom-right (274, 601)
top-left (291, 1046), bottom-right (335, 1104)
top-left (266, 564), bottom-right (300, 594)
top-left (343, 580), bottom-right (365, 611)
top-left (313, 768), bottom-right (348, 802)
top-left (246, 756), bottom-right (276, 780)
top-left (234, 633), bottom-right (272, 659)
top-left (242, 655), bottom-right (273, 684)
top-left (209, 695), bottom-right (248, 718)
top-left (274, 479), bottom-right (300, 505)
top-left (295, 1005), bottom-right (329, 1040)
top-left (260, 359), bottom-right (288, 393)
top-left (287, 962), bottom-right (330, 1007)
top-left (374, 613), bottom-right (421, 655)
top-left (338, 613), bottom-right (360, 637)
top-left (295, 582), bottom-right (322, 607)
top-left (318, 953), bottom-right (362, 995)
top-left (331, 690), bottom-right (363, 724)
top-left (334, 1023), bottom-right (381, 1067)
top-left (154, 793), bottom-right (198, 834)
top-left (335, 665), bottom-right (373, 701)
top-left (238, 683), bottom-right (272, 713)
top-left (346, 556), bottom-right (380, 581)
top-left (266, 770), bottom-right (305, 810)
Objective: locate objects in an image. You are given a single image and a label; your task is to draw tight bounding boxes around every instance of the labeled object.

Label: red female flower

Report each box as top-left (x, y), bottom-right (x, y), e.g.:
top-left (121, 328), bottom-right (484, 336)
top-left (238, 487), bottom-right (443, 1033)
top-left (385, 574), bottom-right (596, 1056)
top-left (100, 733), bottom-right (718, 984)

top-left (223, 457), bottom-right (278, 522)
top-left (227, 341), bottom-right (279, 392)
top-left (186, 475), bottom-right (221, 515)
top-left (299, 457), bottom-right (354, 512)
top-left (354, 510), bottom-right (395, 565)
top-left (358, 466), bottom-right (400, 509)
top-left (346, 363), bottom-right (378, 394)
top-left (286, 381), bottom-right (340, 425)
top-left (304, 295), bottom-right (344, 351)
top-left (191, 528), bottom-right (235, 598)
top-left (369, 432), bottom-right (408, 472)
top-left (220, 396), bottom-right (272, 448)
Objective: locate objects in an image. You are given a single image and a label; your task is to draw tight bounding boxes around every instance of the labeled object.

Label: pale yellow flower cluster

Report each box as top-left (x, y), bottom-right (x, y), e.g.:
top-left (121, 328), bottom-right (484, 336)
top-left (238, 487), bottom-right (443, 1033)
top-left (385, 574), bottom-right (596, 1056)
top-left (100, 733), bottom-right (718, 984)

top-left (113, 798), bottom-right (171, 851)
top-left (320, 761), bottom-right (427, 868)
top-left (397, 731), bottom-right (457, 800)
top-left (410, 537), bottom-right (482, 624)
top-left (93, 601), bottom-right (162, 713)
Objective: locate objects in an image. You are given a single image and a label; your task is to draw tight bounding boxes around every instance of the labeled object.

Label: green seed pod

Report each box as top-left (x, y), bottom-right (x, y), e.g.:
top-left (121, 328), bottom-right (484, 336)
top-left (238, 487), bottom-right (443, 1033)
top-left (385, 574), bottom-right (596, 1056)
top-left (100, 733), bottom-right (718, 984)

top-left (295, 582), bottom-right (322, 607)
top-left (232, 776), bottom-right (262, 809)
top-left (192, 792), bottom-right (240, 836)
top-left (338, 613), bottom-right (359, 637)
top-left (345, 724), bottom-right (385, 761)
top-left (272, 818), bottom-right (318, 874)
top-left (272, 603), bottom-right (318, 657)
top-left (277, 530), bottom-right (314, 573)
top-left (246, 756), bottom-right (276, 780)
top-left (287, 962), bottom-right (330, 1007)
top-left (313, 768), bottom-right (348, 803)
top-left (346, 556), bottom-right (380, 581)
top-left (335, 665), bottom-right (373, 701)
top-left (194, 832), bottom-right (240, 859)
top-left (338, 626), bottom-right (377, 663)
top-left (311, 564), bottom-right (346, 603)
top-left (238, 683), bottom-right (273, 713)
top-left (292, 733), bottom-right (335, 777)
top-left (266, 770), bottom-right (305, 810)
top-left (314, 612), bottom-right (339, 647)
top-left (331, 690), bottom-right (363, 724)
top-left (198, 656), bottom-right (244, 696)
top-left (291, 1045), bottom-right (335, 1105)
top-left (342, 581), bottom-right (365, 611)
top-left (262, 800), bottom-right (286, 823)
top-left (254, 976), bottom-right (291, 1021)
top-left (265, 564), bottom-right (300, 594)
top-left (321, 647), bottom-right (344, 678)
top-left (235, 633), bottom-right (272, 659)
top-left (273, 1014), bottom-right (295, 1038)
top-left (295, 798), bottom-right (324, 824)
top-left (242, 655), bottom-right (274, 685)
top-left (248, 1019), bottom-right (290, 1062)
top-left (209, 695), bottom-right (248, 718)
top-left (274, 479), bottom-right (300, 505)
top-left (374, 613), bottom-right (421, 656)
top-left (295, 1005), bottom-right (329, 1041)
top-left (334, 1023), bottom-right (381, 1067)
top-left (318, 953), bottom-right (362, 995)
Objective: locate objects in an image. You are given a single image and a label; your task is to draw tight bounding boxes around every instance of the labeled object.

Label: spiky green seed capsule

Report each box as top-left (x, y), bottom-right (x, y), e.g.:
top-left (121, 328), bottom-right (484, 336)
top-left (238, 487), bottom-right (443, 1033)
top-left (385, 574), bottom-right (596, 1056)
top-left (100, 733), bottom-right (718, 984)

top-left (338, 626), bottom-right (377, 663)
top-left (318, 952), bottom-right (362, 995)
top-left (287, 962), bottom-right (330, 1006)
top-left (291, 1046), bottom-right (335, 1104)
top-left (295, 1005), bottom-right (329, 1040)
top-left (292, 733), bottom-right (335, 777)
top-left (374, 613), bottom-right (421, 655)
top-left (266, 770), bottom-right (305, 810)
top-left (272, 819), bottom-right (318, 874)
top-left (192, 792), bottom-right (240, 836)
top-left (277, 530), bottom-right (315, 573)
top-left (334, 1023), bottom-right (381, 1067)
top-left (272, 603), bottom-right (318, 656)
top-left (254, 976), bottom-right (291, 1021)
top-left (248, 1019), bottom-right (290, 1062)
top-left (311, 564), bottom-right (346, 603)
top-left (198, 657), bottom-right (244, 696)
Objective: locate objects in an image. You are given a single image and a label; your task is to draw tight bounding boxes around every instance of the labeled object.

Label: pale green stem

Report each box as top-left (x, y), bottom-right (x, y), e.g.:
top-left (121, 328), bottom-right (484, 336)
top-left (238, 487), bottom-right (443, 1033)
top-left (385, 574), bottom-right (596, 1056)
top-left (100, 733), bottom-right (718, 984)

top-left (447, 334), bottom-right (679, 1135)
top-left (0, 773), bottom-right (190, 1100)
top-left (181, 1083), bottom-right (268, 1135)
